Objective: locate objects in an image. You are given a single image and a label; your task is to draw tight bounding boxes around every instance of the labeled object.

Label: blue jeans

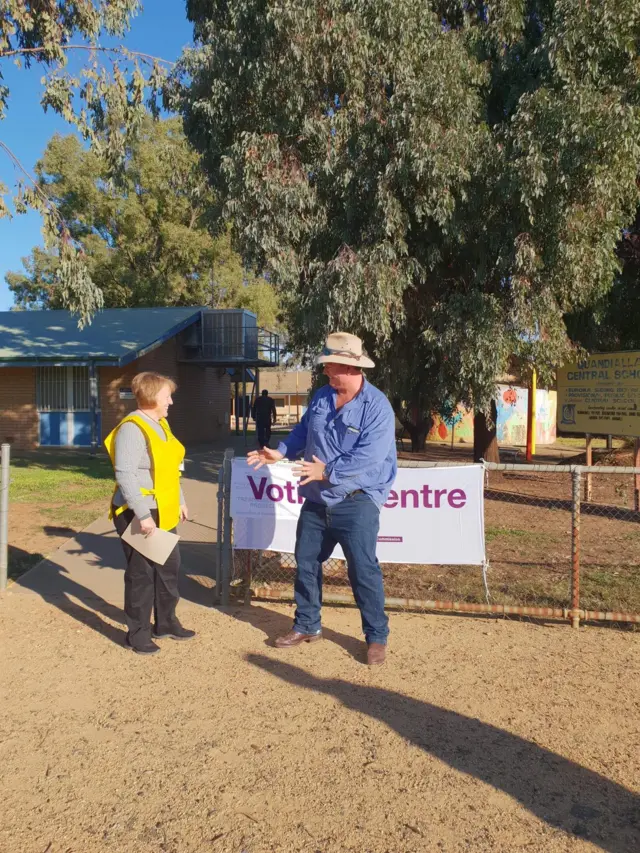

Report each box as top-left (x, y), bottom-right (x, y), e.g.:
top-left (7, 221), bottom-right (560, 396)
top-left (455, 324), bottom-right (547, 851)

top-left (293, 493), bottom-right (389, 644)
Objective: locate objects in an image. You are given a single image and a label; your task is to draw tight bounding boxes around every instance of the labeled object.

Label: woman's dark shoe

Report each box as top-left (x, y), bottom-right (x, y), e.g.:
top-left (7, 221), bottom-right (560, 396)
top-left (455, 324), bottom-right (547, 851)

top-left (125, 637), bottom-right (160, 655)
top-left (153, 624), bottom-right (196, 641)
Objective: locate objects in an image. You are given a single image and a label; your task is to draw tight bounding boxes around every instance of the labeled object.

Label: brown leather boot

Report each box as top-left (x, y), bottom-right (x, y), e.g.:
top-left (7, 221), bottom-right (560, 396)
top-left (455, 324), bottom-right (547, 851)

top-left (275, 629), bottom-right (322, 648)
top-left (367, 642), bottom-right (386, 666)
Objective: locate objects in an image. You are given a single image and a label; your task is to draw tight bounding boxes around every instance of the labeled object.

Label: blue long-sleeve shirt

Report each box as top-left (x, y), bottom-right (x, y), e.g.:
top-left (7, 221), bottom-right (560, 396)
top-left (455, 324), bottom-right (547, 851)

top-left (277, 379), bottom-right (397, 507)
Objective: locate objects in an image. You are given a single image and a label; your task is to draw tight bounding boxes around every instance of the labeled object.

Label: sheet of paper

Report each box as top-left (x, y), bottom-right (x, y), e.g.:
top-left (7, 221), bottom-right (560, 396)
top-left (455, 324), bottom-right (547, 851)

top-left (121, 518), bottom-right (180, 565)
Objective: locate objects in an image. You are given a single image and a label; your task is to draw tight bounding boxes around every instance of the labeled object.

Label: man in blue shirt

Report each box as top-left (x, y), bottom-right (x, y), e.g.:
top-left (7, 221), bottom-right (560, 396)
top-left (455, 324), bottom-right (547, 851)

top-left (247, 332), bottom-right (397, 665)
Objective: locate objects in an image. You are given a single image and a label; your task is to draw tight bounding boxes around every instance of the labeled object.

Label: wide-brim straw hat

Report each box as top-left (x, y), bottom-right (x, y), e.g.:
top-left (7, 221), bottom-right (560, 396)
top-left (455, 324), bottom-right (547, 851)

top-left (315, 332), bottom-right (375, 369)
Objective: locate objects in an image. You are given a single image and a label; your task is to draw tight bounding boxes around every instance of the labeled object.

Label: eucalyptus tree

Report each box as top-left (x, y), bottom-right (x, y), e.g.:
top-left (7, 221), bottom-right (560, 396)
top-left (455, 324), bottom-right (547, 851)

top-left (171, 1), bottom-right (640, 453)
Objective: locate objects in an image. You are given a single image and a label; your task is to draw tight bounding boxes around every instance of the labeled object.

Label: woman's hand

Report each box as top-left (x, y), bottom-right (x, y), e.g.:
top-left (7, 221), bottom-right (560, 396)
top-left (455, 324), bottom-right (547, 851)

top-left (139, 515), bottom-right (157, 537)
top-left (180, 504), bottom-right (189, 523)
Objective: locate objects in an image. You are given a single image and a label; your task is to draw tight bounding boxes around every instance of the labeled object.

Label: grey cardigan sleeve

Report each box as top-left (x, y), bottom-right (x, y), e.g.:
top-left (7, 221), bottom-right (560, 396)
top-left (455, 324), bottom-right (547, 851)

top-left (114, 422), bottom-right (153, 520)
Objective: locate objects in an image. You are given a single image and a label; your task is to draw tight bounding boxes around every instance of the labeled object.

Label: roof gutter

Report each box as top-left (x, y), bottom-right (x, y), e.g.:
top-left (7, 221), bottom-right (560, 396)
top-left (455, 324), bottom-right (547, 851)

top-left (0, 358), bottom-right (120, 368)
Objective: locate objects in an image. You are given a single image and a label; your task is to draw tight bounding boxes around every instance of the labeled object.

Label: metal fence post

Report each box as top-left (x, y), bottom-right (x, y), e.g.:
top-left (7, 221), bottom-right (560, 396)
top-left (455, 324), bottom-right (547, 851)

top-left (214, 466), bottom-right (224, 605)
top-left (0, 443), bottom-right (10, 591)
top-left (571, 467), bottom-right (582, 629)
top-left (244, 550), bottom-right (253, 606)
top-left (584, 434), bottom-right (593, 502)
top-left (220, 448), bottom-right (235, 606)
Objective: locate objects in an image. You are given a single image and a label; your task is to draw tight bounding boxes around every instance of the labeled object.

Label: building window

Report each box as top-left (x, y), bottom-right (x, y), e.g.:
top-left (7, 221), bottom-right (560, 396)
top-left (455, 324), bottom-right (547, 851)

top-left (36, 366), bottom-right (98, 412)
top-left (72, 366), bottom-right (91, 410)
top-left (36, 366), bottom-right (101, 447)
top-left (36, 366), bottom-right (67, 411)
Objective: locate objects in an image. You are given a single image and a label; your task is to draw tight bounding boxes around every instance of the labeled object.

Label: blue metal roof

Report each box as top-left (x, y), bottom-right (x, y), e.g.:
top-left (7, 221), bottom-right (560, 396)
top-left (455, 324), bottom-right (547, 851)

top-left (0, 307), bottom-right (202, 366)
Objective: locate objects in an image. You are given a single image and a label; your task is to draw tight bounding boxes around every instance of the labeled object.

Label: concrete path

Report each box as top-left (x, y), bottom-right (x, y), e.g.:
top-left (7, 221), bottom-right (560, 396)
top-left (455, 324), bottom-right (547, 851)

top-left (9, 443), bottom-right (243, 619)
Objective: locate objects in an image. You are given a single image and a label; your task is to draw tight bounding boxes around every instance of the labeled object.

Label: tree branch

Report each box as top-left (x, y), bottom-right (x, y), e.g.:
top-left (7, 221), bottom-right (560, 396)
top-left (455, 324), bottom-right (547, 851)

top-left (123, 245), bottom-right (138, 271)
top-left (0, 139), bottom-right (62, 222)
top-left (0, 45), bottom-right (175, 66)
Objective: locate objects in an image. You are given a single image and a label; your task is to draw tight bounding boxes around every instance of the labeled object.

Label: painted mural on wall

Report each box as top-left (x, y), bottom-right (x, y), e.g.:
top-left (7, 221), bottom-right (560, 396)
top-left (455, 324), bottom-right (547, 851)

top-left (535, 388), bottom-right (557, 445)
top-left (496, 385), bottom-right (528, 445)
top-left (427, 386), bottom-right (557, 446)
top-left (496, 384), bottom-right (557, 446)
top-left (427, 406), bottom-right (474, 444)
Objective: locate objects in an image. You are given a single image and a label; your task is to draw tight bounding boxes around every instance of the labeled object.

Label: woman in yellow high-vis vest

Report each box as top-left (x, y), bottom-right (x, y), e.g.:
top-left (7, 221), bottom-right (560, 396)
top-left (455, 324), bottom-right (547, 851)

top-left (104, 371), bottom-right (195, 655)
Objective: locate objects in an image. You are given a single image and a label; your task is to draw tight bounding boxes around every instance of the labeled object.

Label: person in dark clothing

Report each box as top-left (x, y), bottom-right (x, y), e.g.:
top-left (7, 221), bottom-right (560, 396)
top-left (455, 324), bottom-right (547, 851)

top-left (252, 389), bottom-right (277, 448)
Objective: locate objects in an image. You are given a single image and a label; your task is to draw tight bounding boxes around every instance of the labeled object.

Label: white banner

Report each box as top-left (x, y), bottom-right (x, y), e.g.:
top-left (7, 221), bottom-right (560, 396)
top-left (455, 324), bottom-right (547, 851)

top-left (230, 460), bottom-right (485, 565)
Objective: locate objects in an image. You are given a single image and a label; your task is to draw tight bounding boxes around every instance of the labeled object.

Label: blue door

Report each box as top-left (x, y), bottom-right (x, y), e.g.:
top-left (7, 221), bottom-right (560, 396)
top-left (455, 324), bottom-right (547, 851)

top-left (39, 412), bottom-right (68, 446)
top-left (71, 412), bottom-right (101, 446)
top-left (39, 412), bottom-right (101, 447)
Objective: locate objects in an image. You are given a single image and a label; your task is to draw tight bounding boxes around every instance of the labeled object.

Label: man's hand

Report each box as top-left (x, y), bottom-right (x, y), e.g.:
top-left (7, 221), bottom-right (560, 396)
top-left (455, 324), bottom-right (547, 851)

top-left (293, 455), bottom-right (327, 486)
top-left (247, 447), bottom-right (284, 470)
top-left (139, 516), bottom-right (157, 538)
top-left (180, 504), bottom-right (189, 523)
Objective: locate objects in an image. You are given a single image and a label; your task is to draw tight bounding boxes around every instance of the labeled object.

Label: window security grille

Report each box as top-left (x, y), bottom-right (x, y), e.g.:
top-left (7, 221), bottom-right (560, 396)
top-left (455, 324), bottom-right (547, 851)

top-left (36, 366), bottom-right (97, 412)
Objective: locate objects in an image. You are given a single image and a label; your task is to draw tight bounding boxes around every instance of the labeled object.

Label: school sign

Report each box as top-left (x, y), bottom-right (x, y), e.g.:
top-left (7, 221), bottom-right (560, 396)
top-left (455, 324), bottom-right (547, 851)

top-left (557, 351), bottom-right (640, 437)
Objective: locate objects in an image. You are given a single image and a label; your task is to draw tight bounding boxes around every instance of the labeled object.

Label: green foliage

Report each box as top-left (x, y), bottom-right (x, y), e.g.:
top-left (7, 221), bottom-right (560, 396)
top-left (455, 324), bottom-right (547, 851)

top-left (566, 207), bottom-right (640, 352)
top-left (1, 0), bottom-right (169, 325)
top-left (5, 118), bottom-right (280, 326)
top-left (170, 0), bottom-right (640, 432)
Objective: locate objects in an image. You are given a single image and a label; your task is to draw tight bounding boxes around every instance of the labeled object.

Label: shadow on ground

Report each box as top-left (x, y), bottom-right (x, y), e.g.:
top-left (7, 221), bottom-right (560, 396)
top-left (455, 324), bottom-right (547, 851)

top-left (221, 600), bottom-right (366, 663)
top-left (248, 653), bottom-right (640, 853)
top-left (8, 544), bottom-right (45, 580)
top-left (15, 529), bottom-right (218, 648)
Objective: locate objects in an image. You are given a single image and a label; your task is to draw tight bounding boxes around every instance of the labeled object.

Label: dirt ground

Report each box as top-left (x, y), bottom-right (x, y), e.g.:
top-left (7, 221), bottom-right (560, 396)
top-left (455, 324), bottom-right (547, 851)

top-left (0, 592), bottom-right (638, 853)
top-left (8, 498), bottom-right (107, 577)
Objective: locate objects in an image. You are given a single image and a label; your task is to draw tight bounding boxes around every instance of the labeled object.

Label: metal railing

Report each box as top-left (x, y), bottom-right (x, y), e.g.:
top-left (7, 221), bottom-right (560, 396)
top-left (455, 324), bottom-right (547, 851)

top-left (182, 326), bottom-right (280, 366)
top-left (215, 449), bottom-right (235, 606)
top-left (216, 452), bottom-right (640, 628)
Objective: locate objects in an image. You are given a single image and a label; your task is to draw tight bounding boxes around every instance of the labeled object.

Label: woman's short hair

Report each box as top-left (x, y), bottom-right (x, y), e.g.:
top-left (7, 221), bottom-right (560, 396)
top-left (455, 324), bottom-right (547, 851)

top-left (131, 372), bottom-right (177, 408)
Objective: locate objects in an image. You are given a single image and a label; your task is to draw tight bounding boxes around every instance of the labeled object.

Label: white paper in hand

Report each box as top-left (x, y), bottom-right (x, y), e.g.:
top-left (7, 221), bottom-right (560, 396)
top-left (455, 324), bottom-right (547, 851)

top-left (121, 517), bottom-right (180, 565)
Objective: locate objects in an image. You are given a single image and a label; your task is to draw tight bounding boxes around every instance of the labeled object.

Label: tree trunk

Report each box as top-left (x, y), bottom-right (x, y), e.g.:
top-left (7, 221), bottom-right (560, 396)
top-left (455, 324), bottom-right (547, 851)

top-left (474, 400), bottom-right (500, 463)
top-left (404, 411), bottom-right (433, 453)
top-left (405, 423), bottom-right (428, 452)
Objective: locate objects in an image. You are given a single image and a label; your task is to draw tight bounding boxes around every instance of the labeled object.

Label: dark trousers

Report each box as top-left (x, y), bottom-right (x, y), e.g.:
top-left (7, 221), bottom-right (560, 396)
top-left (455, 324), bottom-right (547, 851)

top-left (113, 507), bottom-right (181, 648)
top-left (293, 493), bottom-right (389, 644)
top-left (257, 420), bottom-right (272, 448)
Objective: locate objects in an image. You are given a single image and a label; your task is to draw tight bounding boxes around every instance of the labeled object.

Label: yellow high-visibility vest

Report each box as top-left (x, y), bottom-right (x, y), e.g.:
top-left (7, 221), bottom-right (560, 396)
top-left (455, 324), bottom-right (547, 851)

top-left (104, 414), bottom-right (185, 531)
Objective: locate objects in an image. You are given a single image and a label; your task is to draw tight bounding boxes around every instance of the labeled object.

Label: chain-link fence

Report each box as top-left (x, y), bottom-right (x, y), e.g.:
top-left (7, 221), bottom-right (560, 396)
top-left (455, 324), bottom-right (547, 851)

top-left (216, 451), bottom-right (640, 627)
top-left (578, 467), bottom-right (640, 618)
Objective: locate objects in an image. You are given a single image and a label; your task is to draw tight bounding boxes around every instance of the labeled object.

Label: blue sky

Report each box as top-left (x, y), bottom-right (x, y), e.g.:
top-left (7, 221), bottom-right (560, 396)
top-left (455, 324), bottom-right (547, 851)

top-left (0, 1), bottom-right (193, 310)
